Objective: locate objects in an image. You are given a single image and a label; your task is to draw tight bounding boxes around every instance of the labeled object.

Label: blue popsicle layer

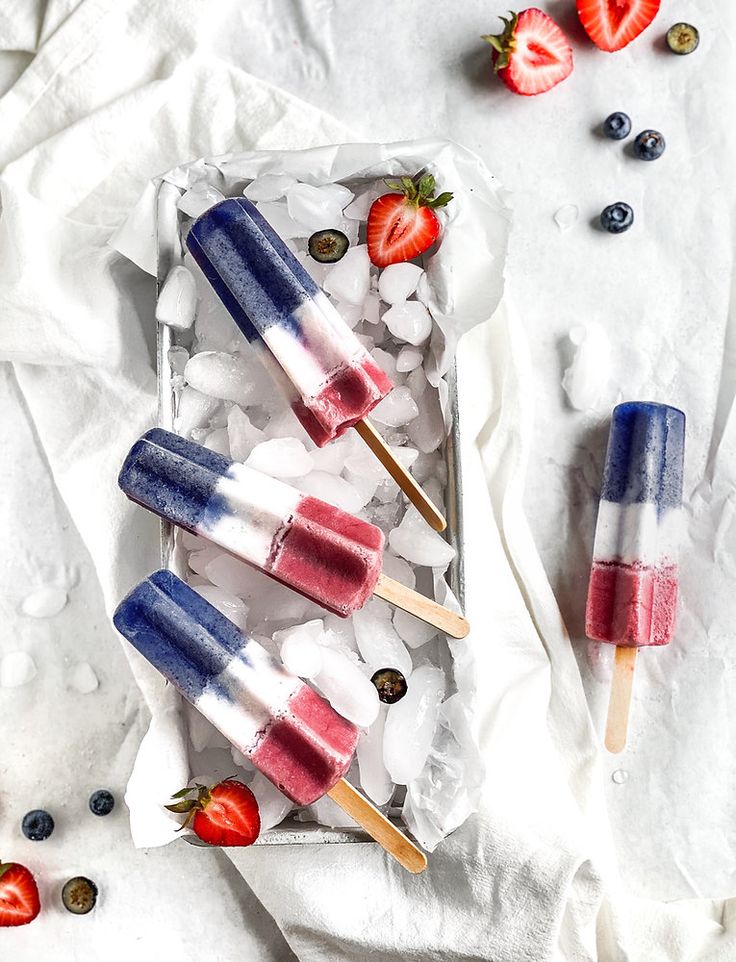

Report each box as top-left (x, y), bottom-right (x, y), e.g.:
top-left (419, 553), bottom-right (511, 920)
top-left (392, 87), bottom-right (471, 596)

top-left (118, 428), bottom-right (230, 533)
top-left (187, 198), bottom-right (319, 343)
top-left (113, 570), bottom-right (249, 702)
top-left (600, 401), bottom-right (685, 511)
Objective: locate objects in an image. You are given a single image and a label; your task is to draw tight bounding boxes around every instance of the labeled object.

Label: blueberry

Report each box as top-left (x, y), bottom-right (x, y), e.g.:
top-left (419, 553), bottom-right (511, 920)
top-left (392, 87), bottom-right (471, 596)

top-left (600, 203), bottom-right (634, 234)
top-left (666, 23), bottom-right (699, 55)
top-left (633, 130), bottom-right (666, 161)
top-left (603, 112), bottom-right (631, 140)
top-left (370, 668), bottom-right (408, 704)
top-left (21, 809), bottom-right (55, 841)
top-left (307, 229), bottom-right (349, 264)
top-left (62, 876), bottom-right (98, 915)
top-left (89, 790), bottom-right (115, 817)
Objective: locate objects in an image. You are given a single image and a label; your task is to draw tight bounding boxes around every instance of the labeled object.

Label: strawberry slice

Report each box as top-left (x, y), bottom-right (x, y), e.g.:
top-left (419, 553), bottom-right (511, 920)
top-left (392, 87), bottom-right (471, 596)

top-left (482, 9), bottom-right (573, 96)
top-left (366, 174), bottom-right (453, 268)
top-left (0, 861), bottom-right (41, 927)
top-left (576, 0), bottom-right (660, 51)
top-left (166, 779), bottom-right (260, 847)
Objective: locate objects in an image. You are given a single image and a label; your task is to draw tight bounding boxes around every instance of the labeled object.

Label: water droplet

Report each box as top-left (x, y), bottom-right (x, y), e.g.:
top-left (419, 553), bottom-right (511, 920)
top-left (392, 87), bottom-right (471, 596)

top-left (1, 651), bottom-right (37, 688)
top-left (611, 769), bottom-right (629, 785)
top-left (554, 204), bottom-right (579, 233)
top-left (21, 586), bottom-right (68, 618)
top-left (70, 662), bottom-right (99, 694)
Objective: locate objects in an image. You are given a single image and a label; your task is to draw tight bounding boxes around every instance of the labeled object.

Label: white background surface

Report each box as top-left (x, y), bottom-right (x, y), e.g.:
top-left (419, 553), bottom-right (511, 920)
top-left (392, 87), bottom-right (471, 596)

top-left (1, 0), bottom-right (735, 956)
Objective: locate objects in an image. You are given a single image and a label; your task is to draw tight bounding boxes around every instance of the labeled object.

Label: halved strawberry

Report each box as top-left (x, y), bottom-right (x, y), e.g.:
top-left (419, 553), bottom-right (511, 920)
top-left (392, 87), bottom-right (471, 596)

top-left (0, 861), bottom-right (40, 927)
top-left (366, 174), bottom-right (452, 268)
top-left (576, 0), bottom-right (660, 52)
top-left (166, 779), bottom-right (260, 847)
top-left (482, 9), bottom-right (573, 97)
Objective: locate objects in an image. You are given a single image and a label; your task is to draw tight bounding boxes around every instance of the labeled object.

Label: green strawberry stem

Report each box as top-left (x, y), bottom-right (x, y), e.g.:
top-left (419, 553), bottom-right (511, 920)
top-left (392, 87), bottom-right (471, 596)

top-left (383, 173), bottom-right (453, 210)
top-left (481, 11), bottom-right (519, 72)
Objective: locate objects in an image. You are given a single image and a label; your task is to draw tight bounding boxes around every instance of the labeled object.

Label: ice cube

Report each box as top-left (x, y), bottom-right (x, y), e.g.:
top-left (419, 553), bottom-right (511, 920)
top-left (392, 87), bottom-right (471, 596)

top-left (204, 553), bottom-right (267, 599)
top-left (290, 472), bottom-right (363, 514)
top-left (286, 182), bottom-right (354, 230)
top-left (193, 298), bottom-right (240, 354)
top-left (203, 427), bottom-right (230, 457)
top-left (312, 646), bottom-right (380, 727)
top-left (255, 201), bottom-right (307, 239)
top-left (177, 183), bottom-right (225, 218)
top-left (168, 346), bottom-right (189, 376)
top-left (246, 438), bottom-right (313, 478)
top-left (296, 251), bottom-right (329, 286)
top-left (262, 407), bottom-right (313, 445)
top-left (298, 792), bottom-right (358, 829)
top-left (411, 451), bottom-right (446, 485)
top-left (21, 586), bottom-right (67, 618)
top-left (344, 184), bottom-right (383, 220)
top-left (383, 665), bottom-right (445, 784)
top-left (380, 552), bottom-right (416, 589)
top-left (378, 263), bottom-right (424, 305)
top-left (362, 292), bottom-right (381, 325)
top-left (389, 508), bottom-right (456, 567)
top-left (371, 347), bottom-right (398, 381)
top-left (343, 445), bottom-right (386, 482)
top-left (321, 614), bottom-right (359, 654)
top-left (227, 406), bottom-right (266, 462)
top-left (562, 322), bottom-right (611, 411)
top-left (156, 266), bottom-right (197, 330)
top-left (193, 584), bottom-right (248, 630)
top-left (1, 651), bottom-right (37, 688)
top-left (406, 366), bottom-right (428, 402)
top-left (370, 387), bottom-right (419, 427)
top-left (383, 302), bottom-right (432, 346)
top-left (396, 346), bottom-right (423, 373)
top-left (185, 702), bottom-right (227, 753)
top-left (181, 531), bottom-right (207, 551)
top-left (407, 389), bottom-right (445, 453)
top-left (554, 203), bottom-right (579, 233)
top-left (323, 245), bottom-right (371, 305)
top-left (273, 620), bottom-right (324, 679)
top-left (335, 301), bottom-right (363, 329)
top-left (249, 771), bottom-right (293, 830)
top-left (69, 662), bottom-right (99, 694)
top-left (309, 433), bottom-right (355, 474)
top-left (357, 706), bottom-right (394, 805)
top-left (352, 600), bottom-right (413, 678)
top-left (188, 545), bottom-right (221, 576)
top-left (364, 500), bottom-right (401, 535)
top-left (184, 352), bottom-right (259, 406)
top-left (244, 174), bottom-right (297, 203)
top-left (393, 609), bottom-right (437, 649)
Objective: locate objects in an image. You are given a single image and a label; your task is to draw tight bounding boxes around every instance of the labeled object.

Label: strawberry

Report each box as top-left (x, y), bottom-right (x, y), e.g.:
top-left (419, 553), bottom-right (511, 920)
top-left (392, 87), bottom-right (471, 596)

top-left (482, 9), bottom-right (573, 96)
top-left (576, 0), bottom-right (660, 52)
top-left (0, 861), bottom-right (40, 927)
top-left (366, 174), bottom-right (453, 268)
top-left (165, 779), bottom-right (260, 847)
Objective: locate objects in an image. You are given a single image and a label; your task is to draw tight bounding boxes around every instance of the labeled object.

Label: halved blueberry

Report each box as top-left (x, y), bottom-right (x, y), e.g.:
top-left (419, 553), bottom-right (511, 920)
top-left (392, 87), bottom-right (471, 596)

top-left (371, 668), bottom-right (408, 704)
top-left (308, 229), bottom-right (349, 263)
top-left (62, 876), bottom-right (98, 915)
top-left (666, 23), bottom-right (699, 55)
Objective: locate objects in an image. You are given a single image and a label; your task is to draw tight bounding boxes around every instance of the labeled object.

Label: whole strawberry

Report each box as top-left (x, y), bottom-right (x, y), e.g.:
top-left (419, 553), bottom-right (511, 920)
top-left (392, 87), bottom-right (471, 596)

top-left (576, 0), bottom-right (660, 52)
top-left (366, 174), bottom-right (453, 268)
top-left (166, 779), bottom-right (260, 847)
top-left (0, 861), bottom-right (41, 927)
top-left (482, 9), bottom-right (573, 96)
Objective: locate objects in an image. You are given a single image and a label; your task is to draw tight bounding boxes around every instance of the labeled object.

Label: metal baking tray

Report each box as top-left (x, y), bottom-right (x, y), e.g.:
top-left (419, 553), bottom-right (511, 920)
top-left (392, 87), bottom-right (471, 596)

top-left (154, 158), bottom-right (465, 845)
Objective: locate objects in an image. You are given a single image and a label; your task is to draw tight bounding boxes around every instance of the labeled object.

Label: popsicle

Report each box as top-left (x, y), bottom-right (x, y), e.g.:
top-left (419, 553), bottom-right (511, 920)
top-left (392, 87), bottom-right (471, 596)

top-left (585, 401), bottom-right (685, 752)
top-left (119, 428), bottom-right (469, 638)
top-left (185, 197), bottom-right (446, 532)
top-left (114, 570), bottom-right (426, 872)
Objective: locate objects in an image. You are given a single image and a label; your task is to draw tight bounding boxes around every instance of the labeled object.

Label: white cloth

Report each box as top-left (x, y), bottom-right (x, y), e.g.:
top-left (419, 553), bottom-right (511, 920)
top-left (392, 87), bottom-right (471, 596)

top-left (2, 1), bottom-right (736, 960)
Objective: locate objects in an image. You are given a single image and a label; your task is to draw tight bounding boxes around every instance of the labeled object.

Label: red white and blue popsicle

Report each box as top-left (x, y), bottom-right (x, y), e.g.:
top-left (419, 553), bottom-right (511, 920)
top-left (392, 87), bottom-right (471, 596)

top-left (185, 197), bottom-right (445, 531)
top-left (585, 401), bottom-right (686, 751)
top-left (118, 429), bottom-right (468, 637)
top-left (114, 570), bottom-right (427, 872)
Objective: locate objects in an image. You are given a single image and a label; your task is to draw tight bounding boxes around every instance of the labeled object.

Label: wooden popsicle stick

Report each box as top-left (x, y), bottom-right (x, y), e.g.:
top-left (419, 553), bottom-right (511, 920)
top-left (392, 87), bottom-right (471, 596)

top-left (605, 646), bottom-right (638, 754)
top-left (327, 778), bottom-right (427, 874)
top-left (354, 418), bottom-right (447, 532)
top-left (373, 573), bottom-right (470, 639)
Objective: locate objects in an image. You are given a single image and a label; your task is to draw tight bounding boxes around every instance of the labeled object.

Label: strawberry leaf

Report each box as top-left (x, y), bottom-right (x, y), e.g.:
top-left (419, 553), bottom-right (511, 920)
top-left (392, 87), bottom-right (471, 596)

top-left (428, 191), bottom-right (454, 209)
top-left (165, 800), bottom-right (198, 814)
top-left (170, 787), bottom-right (195, 799)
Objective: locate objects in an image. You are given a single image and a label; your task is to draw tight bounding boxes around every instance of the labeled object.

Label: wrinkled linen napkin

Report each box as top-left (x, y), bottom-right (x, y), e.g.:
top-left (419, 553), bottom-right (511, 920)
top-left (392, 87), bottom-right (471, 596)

top-left (1, 1), bottom-right (735, 959)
